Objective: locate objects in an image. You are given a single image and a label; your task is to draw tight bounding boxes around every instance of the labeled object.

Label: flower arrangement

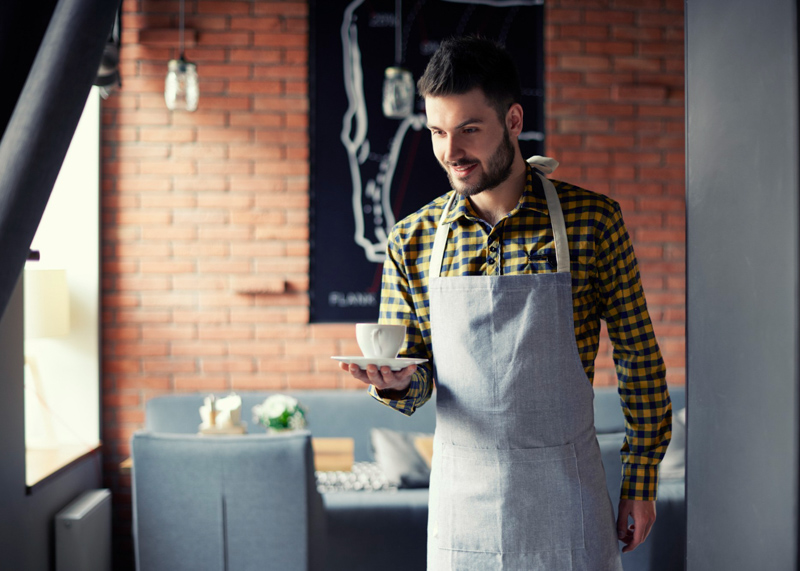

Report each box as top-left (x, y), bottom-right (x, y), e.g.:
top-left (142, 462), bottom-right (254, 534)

top-left (253, 394), bottom-right (307, 432)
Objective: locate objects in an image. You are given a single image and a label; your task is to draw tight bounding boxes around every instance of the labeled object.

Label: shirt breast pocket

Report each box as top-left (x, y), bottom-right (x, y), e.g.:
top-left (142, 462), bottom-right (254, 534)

top-left (528, 252), bottom-right (556, 274)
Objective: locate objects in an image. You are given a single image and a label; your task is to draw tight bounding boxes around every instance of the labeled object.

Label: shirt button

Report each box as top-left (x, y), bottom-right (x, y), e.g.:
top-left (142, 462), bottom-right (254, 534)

top-left (489, 245), bottom-right (497, 253)
top-left (487, 257), bottom-right (495, 265)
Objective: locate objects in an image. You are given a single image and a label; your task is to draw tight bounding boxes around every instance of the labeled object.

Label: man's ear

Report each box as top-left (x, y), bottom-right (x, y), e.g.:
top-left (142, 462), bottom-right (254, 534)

top-left (506, 103), bottom-right (524, 136)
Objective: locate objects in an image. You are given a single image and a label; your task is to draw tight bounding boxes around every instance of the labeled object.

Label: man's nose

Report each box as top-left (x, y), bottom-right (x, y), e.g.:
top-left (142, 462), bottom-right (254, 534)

top-left (442, 137), bottom-right (464, 164)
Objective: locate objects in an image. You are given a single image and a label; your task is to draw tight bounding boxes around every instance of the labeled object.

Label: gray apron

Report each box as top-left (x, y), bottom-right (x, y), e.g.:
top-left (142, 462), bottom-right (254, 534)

top-left (426, 170), bottom-right (622, 570)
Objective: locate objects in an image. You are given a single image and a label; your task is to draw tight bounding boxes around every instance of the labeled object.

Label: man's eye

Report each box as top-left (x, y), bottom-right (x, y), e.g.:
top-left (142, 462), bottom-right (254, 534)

top-left (463, 128), bottom-right (477, 134)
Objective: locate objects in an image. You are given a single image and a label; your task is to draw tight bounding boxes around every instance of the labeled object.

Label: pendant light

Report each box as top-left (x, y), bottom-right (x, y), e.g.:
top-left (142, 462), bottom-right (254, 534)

top-left (164, 0), bottom-right (199, 111)
top-left (382, 0), bottom-right (414, 119)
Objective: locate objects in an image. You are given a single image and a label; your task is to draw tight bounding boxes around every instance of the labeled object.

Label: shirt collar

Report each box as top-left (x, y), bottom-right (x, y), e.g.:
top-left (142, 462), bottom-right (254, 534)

top-left (441, 163), bottom-right (549, 225)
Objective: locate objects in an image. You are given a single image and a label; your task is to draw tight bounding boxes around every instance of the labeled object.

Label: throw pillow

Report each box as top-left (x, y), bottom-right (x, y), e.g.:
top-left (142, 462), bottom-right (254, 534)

top-left (370, 427), bottom-right (433, 488)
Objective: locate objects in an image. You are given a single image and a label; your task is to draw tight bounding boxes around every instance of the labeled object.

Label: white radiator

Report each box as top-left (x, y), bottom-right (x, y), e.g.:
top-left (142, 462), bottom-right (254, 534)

top-left (55, 488), bottom-right (112, 571)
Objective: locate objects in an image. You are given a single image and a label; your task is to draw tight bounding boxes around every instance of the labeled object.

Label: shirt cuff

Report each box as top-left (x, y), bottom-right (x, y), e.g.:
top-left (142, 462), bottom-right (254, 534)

top-left (620, 463), bottom-right (659, 501)
top-left (368, 384), bottom-right (417, 416)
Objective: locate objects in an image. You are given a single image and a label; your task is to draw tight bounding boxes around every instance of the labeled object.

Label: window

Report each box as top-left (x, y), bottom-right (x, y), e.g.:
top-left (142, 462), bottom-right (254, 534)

top-left (24, 88), bottom-right (100, 487)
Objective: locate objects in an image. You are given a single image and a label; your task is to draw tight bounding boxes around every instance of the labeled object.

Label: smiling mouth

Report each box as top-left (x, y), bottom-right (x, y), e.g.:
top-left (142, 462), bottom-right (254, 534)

top-left (450, 163), bottom-right (478, 178)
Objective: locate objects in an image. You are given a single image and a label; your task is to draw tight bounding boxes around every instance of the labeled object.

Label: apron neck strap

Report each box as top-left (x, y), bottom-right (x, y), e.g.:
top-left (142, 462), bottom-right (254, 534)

top-left (539, 172), bottom-right (571, 274)
top-left (429, 174), bottom-right (571, 277)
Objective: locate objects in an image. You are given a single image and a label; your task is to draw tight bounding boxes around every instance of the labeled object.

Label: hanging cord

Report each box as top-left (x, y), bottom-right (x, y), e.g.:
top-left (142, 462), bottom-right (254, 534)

top-left (179, 0), bottom-right (185, 60)
top-left (395, 0), bottom-right (402, 66)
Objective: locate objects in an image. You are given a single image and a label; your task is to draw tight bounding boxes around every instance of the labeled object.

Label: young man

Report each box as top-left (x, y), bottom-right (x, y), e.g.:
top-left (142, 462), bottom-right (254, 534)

top-left (339, 36), bottom-right (672, 570)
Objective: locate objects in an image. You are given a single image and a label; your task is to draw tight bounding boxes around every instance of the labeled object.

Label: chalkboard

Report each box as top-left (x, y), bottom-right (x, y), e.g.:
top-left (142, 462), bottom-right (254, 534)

top-left (309, 0), bottom-right (545, 323)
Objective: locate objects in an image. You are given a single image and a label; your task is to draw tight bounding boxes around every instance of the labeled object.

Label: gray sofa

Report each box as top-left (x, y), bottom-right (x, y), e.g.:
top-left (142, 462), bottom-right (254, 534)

top-left (137, 387), bottom-right (685, 571)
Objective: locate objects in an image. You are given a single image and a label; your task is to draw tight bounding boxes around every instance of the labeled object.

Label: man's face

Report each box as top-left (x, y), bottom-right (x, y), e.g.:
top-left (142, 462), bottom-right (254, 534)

top-left (425, 88), bottom-right (516, 197)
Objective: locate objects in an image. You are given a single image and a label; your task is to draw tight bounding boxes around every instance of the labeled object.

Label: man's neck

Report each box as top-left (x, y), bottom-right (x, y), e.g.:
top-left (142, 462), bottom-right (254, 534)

top-left (468, 158), bottom-right (528, 227)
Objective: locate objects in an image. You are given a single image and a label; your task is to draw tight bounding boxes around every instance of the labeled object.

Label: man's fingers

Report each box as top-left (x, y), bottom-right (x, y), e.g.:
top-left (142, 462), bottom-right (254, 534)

top-left (616, 504), bottom-right (631, 539)
top-left (340, 362), bottom-right (416, 391)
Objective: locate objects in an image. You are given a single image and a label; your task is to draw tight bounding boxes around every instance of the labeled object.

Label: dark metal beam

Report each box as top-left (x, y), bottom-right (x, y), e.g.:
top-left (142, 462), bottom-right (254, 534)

top-left (0, 0), bottom-right (121, 320)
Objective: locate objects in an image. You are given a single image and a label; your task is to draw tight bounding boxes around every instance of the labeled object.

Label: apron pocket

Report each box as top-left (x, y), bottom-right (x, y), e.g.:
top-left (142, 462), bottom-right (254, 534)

top-left (438, 442), bottom-right (585, 554)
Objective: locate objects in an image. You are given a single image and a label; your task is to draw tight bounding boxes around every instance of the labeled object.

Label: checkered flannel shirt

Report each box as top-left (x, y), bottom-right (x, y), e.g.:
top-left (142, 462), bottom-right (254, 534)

top-left (370, 165), bottom-right (672, 501)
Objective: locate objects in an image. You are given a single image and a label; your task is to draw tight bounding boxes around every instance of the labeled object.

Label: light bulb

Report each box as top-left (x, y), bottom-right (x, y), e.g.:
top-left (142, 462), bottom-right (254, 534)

top-left (165, 58), bottom-right (199, 112)
top-left (382, 66), bottom-right (414, 119)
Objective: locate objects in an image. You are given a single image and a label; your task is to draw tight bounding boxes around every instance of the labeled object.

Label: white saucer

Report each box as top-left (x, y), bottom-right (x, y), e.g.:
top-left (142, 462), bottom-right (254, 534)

top-left (331, 356), bottom-right (428, 371)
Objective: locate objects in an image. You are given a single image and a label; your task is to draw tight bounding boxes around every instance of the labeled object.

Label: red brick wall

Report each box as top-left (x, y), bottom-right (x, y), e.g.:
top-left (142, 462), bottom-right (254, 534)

top-left (103, 0), bottom-right (684, 565)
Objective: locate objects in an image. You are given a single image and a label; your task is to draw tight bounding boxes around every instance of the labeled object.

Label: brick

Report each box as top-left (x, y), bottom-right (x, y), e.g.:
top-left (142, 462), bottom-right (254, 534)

top-left (559, 24), bottom-right (609, 40)
top-left (228, 341), bottom-right (282, 356)
top-left (230, 113), bottom-right (283, 128)
top-left (196, 127), bottom-right (252, 143)
top-left (638, 11), bottom-right (684, 28)
top-left (284, 49), bottom-right (307, 65)
top-left (198, 325), bottom-right (253, 341)
top-left (253, 32), bottom-right (306, 48)
top-left (143, 359), bottom-right (198, 373)
top-left (558, 117), bottom-right (611, 137)
top-left (612, 84), bottom-right (668, 102)
top-left (284, 80), bottom-right (307, 96)
top-left (612, 26), bottom-right (663, 42)
top-left (254, 161), bottom-right (309, 177)
top-left (252, 65), bottom-right (307, 80)
top-left (229, 16), bottom-right (282, 32)
top-left (140, 127), bottom-right (196, 143)
top-left (142, 325), bottom-right (197, 341)
top-left (640, 42), bottom-right (685, 58)
top-left (585, 40), bottom-right (635, 56)
top-left (229, 48), bottom-right (282, 64)
top-left (228, 146), bottom-right (283, 161)
top-left (197, 161), bottom-right (253, 176)
top-left (559, 85), bottom-right (612, 100)
top-left (585, 9), bottom-right (635, 25)
top-left (173, 242), bottom-right (228, 257)
top-left (585, 133), bottom-right (636, 149)
top-left (172, 277), bottom-right (228, 292)
top-left (198, 226), bottom-right (253, 241)
top-left (140, 261), bottom-right (196, 274)
top-left (198, 96), bottom-right (252, 111)
top-left (253, 3), bottom-right (307, 17)
top-left (231, 373), bottom-right (287, 390)
top-left (198, 292), bottom-right (255, 307)
top-left (614, 56), bottom-right (663, 73)
top-left (115, 342), bottom-right (170, 357)
top-left (173, 176), bottom-right (229, 192)
top-left (171, 341), bottom-right (228, 357)
top-left (253, 96), bottom-right (308, 112)
top-left (197, 260), bottom-right (252, 274)
top-left (173, 375), bottom-right (230, 391)
top-left (197, 1), bottom-right (251, 15)
top-left (558, 54), bottom-right (611, 71)
top-left (197, 31), bottom-right (251, 47)
top-left (638, 105), bottom-right (684, 119)
top-left (547, 8), bottom-right (582, 24)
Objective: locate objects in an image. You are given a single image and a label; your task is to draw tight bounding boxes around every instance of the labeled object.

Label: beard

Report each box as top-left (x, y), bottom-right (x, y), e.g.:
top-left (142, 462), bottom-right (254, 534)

top-left (442, 128), bottom-right (516, 198)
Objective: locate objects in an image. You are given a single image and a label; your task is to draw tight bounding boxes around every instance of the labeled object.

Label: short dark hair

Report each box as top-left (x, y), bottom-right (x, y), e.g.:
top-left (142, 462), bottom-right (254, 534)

top-left (417, 36), bottom-right (522, 121)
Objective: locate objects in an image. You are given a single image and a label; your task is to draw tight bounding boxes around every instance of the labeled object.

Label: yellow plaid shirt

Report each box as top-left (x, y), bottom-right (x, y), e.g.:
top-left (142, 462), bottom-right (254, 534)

top-left (371, 165), bottom-right (671, 501)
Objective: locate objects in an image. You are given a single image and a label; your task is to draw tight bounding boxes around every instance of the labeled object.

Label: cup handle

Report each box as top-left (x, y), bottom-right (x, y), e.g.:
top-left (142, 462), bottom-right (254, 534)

top-left (372, 329), bottom-right (383, 356)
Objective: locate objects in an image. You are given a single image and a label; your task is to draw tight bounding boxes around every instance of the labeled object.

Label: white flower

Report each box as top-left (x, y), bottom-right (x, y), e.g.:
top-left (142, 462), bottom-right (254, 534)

top-left (288, 413), bottom-right (307, 429)
top-left (264, 394), bottom-right (297, 418)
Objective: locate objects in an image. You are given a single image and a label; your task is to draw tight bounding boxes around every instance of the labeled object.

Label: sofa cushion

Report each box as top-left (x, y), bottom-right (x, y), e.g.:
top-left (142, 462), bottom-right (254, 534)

top-left (370, 428), bottom-right (432, 488)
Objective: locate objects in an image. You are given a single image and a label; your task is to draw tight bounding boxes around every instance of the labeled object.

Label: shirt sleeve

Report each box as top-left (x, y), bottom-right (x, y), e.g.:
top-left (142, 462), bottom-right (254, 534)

top-left (596, 202), bottom-right (672, 501)
top-left (369, 227), bottom-right (434, 416)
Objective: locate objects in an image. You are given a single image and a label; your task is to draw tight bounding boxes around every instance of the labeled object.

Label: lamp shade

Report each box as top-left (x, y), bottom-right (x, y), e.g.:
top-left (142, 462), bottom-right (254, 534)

top-left (24, 269), bottom-right (70, 339)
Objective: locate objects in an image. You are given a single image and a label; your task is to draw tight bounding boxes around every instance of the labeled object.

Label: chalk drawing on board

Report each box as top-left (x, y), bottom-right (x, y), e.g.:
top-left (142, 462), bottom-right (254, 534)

top-left (340, 0), bottom-right (542, 264)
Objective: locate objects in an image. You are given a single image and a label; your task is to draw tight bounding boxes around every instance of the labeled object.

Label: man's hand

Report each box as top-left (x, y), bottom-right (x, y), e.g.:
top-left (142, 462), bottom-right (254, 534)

top-left (617, 499), bottom-right (656, 553)
top-left (338, 362), bottom-right (417, 394)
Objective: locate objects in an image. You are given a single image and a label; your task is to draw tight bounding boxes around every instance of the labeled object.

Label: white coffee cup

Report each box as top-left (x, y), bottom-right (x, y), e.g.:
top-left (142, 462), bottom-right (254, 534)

top-left (356, 323), bottom-right (406, 358)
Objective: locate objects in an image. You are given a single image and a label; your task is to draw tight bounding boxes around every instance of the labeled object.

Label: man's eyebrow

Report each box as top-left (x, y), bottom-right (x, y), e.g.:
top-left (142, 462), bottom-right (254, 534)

top-left (426, 118), bottom-right (484, 131)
